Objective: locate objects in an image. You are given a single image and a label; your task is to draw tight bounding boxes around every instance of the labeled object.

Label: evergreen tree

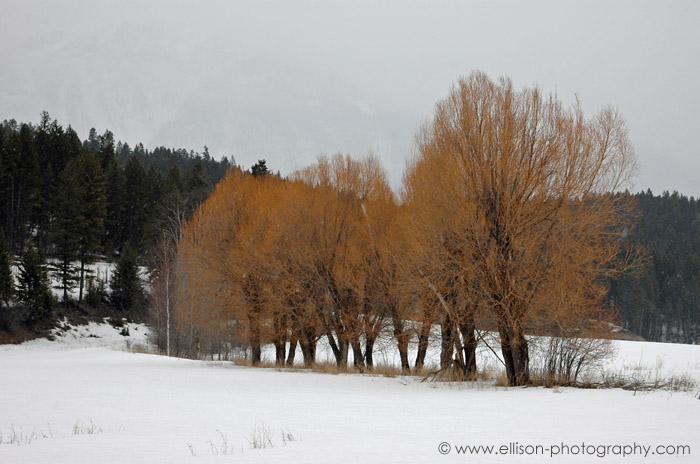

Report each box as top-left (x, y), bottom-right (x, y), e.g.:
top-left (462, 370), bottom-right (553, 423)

top-left (251, 159), bottom-right (269, 177)
top-left (86, 127), bottom-right (100, 152)
top-left (98, 130), bottom-right (115, 168)
top-left (142, 165), bottom-right (165, 248)
top-left (74, 151), bottom-right (107, 302)
top-left (2, 125), bottom-right (41, 254)
top-left (607, 190), bottom-right (700, 342)
top-left (0, 128), bottom-right (6, 235)
top-left (186, 159), bottom-right (209, 190)
top-left (102, 160), bottom-right (124, 255)
top-left (16, 241), bottom-right (53, 324)
top-left (50, 164), bottom-right (82, 303)
top-left (110, 245), bottom-right (144, 313)
top-left (122, 156), bottom-right (148, 251)
top-left (0, 230), bottom-right (13, 308)
top-left (164, 164), bottom-right (184, 195)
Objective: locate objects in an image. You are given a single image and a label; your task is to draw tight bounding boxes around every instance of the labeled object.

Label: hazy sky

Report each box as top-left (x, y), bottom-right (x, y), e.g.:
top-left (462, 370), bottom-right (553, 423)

top-left (1, 0), bottom-right (698, 196)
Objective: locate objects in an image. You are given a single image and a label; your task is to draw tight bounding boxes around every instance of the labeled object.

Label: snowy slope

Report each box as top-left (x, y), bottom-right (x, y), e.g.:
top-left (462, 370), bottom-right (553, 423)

top-left (16, 319), bottom-right (151, 352)
top-left (1, 324), bottom-right (699, 463)
top-left (10, 260), bottom-right (149, 302)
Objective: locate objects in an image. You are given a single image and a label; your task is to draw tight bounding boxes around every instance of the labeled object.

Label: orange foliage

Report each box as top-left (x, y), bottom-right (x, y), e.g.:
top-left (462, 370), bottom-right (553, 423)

top-left (169, 72), bottom-right (639, 387)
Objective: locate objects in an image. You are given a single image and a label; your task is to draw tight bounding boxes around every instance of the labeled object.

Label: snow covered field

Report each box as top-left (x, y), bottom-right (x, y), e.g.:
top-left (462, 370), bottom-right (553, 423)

top-left (1, 324), bottom-right (699, 463)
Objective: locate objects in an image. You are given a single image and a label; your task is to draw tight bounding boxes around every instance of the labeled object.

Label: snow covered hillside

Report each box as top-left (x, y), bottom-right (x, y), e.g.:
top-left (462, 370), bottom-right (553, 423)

top-left (9, 260), bottom-right (149, 302)
top-left (1, 324), bottom-right (699, 463)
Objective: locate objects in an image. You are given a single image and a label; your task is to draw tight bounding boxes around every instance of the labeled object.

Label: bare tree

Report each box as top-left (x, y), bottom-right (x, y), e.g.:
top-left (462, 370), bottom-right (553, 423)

top-left (148, 202), bottom-right (189, 356)
top-left (404, 71), bottom-right (639, 385)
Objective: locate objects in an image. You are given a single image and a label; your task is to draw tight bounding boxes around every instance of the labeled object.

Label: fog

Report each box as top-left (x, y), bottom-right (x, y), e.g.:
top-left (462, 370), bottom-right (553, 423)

top-left (1, 0), bottom-right (698, 195)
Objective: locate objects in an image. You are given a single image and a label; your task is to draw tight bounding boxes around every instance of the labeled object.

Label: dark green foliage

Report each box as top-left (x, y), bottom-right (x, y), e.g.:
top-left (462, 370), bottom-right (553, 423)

top-left (102, 160), bottom-right (124, 255)
top-left (251, 159), bottom-right (269, 177)
top-left (2, 115), bottom-right (230, 260)
top-left (122, 156), bottom-right (149, 251)
top-left (1, 113), bottom-right (230, 333)
top-left (186, 160), bottom-right (209, 190)
top-left (16, 242), bottom-right (53, 324)
top-left (0, 124), bottom-right (41, 254)
top-left (50, 163), bottom-right (82, 302)
top-left (0, 230), bottom-right (13, 307)
top-left (110, 246), bottom-right (144, 313)
top-left (607, 190), bottom-right (700, 343)
top-left (164, 164), bottom-right (184, 194)
top-left (85, 278), bottom-right (108, 309)
top-left (73, 150), bottom-right (107, 302)
top-left (115, 144), bottom-right (230, 189)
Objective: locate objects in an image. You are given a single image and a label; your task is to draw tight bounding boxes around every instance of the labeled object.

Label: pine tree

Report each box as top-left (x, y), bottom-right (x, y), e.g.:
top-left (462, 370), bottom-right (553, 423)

top-left (16, 241), bottom-right (53, 324)
top-left (50, 163), bottom-right (82, 303)
top-left (2, 125), bottom-right (41, 254)
top-left (142, 165), bottom-right (165, 248)
top-left (186, 160), bottom-right (209, 190)
top-left (110, 245), bottom-right (144, 313)
top-left (164, 164), bottom-right (184, 195)
top-left (0, 129), bottom-right (6, 236)
top-left (0, 229), bottom-right (13, 308)
top-left (74, 151), bottom-right (107, 302)
top-left (102, 161), bottom-right (124, 255)
top-left (251, 159), bottom-right (269, 177)
top-left (122, 156), bottom-right (148, 251)
top-left (98, 130), bottom-right (115, 168)
top-left (87, 127), bottom-right (100, 152)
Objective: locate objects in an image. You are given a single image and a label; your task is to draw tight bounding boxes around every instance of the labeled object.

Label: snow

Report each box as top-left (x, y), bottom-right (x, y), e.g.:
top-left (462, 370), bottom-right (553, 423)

top-left (1, 324), bottom-right (699, 463)
top-left (9, 259), bottom-right (149, 301)
top-left (17, 319), bottom-right (151, 352)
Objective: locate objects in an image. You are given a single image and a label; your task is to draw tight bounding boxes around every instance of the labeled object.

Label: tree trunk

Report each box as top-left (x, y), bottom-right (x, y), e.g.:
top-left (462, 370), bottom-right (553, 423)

top-left (326, 330), bottom-right (342, 365)
top-left (351, 337), bottom-right (364, 369)
top-left (339, 338), bottom-right (349, 367)
top-left (510, 325), bottom-right (529, 385)
top-left (458, 316), bottom-right (478, 376)
top-left (396, 332), bottom-right (410, 373)
top-left (391, 313), bottom-right (411, 373)
top-left (273, 312), bottom-right (287, 366)
top-left (79, 260), bottom-right (85, 303)
top-left (440, 315), bottom-right (454, 369)
top-left (274, 337), bottom-right (286, 366)
top-left (299, 328), bottom-right (316, 367)
top-left (286, 331), bottom-right (298, 366)
top-left (498, 317), bottom-right (529, 386)
top-left (300, 340), bottom-right (313, 367)
top-left (364, 334), bottom-right (376, 369)
top-left (165, 272), bottom-right (171, 357)
top-left (415, 319), bottom-right (431, 369)
top-left (248, 312), bottom-right (262, 365)
top-left (251, 344), bottom-right (262, 365)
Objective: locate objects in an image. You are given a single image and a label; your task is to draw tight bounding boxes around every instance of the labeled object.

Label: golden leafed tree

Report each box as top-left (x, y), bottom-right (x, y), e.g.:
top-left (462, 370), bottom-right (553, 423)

top-left (289, 153), bottom-right (395, 368)
top-left (404, 71), bottom-right (639, 385)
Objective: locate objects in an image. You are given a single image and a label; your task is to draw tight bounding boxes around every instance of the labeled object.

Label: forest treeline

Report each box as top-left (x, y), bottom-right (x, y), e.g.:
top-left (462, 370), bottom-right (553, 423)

top-left (1, 74), bottom-right (699, 370)
top-left (0, 112), bottom-right (231, 332)
top-left (607, 190), bottom-right (700, 343)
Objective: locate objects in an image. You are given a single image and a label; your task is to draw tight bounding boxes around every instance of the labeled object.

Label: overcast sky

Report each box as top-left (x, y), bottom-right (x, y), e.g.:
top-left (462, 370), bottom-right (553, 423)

top-left (1, 0), bottom-right (698, 196)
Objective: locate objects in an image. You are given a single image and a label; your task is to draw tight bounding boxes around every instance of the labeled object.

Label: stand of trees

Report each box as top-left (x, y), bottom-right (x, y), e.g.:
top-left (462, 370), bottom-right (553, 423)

top-left (0, 112), bottom-right (232, 331)
top-left (607, 191), bottom-right (700, 343)
top-left (2, 74), bottom-right (698, 385)
top-left (165, 72), bottom-right (642, 386)
top-left (170, 155), bottom-right (419, 368)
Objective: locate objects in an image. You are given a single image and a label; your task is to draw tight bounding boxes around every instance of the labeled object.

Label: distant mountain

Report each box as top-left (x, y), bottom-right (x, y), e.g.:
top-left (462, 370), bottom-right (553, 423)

top-left (0, 21), bottom-right (409, 181)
